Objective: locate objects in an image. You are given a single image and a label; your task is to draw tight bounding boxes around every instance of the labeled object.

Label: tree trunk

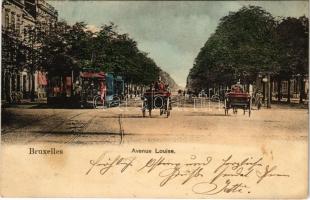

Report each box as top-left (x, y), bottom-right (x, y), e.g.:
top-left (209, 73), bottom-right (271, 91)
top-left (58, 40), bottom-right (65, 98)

top-left (287, 78), bottom-right (291, 103)
top-left (262, 82), bottom-right (265, 102)
top-left (269, 77), bottom-right (273, 103)
top-left (140, 85), bottom-right (144, 96)
top-left (5, 72), bottom-right (11, 103)
top-left (277, 77), bottom-right (282, 102)
top-left (299, 74), bottom-right (304, 104)
top-left (267, 74), bottom-right (271, 108)
top-left (30, 72), bottom-right (35, 102)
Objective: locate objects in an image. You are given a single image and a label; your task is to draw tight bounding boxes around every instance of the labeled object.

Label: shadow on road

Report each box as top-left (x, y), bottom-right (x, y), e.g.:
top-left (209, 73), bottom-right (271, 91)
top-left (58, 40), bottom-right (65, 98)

top-left (184, 112), bottom-right (226, 117)
top-left (2, 103), bottom-right (83, 109)
top-left (27, 130), bottom-right (137, 136)
top-left (98, 114), bottom-right (167, 119)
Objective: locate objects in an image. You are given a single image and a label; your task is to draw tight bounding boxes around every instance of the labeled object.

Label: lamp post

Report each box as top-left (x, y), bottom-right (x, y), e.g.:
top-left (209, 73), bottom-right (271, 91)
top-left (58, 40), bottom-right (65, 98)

top-left (262, 73), bottom-right (271, 108)
top-left (208, 88), bottom-right (212, 110)
top-left (267, 73), bottom-right (271, 108)
top-left (295, 74), bottom-right (303, 103)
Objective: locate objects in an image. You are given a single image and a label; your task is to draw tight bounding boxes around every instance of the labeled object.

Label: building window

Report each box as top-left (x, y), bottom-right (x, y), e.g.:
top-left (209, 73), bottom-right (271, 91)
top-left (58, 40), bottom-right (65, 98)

top-left (23, 75), bottom-right (27, 92)
top-left (16, 15), bottom-right (21, 35)
top-left (294, 79), bottom-right (298, 93)
top-left (24, 27), bottom-right (28, 41)
top-left (11, 12), bottom-right (15, 30)
top-left (282, 81), bottom-right (288, 94)
top-left (49, 20), bottom-right (53, 30)
top-left (5, 11), bottom-right (9, 28)
top-left (12, 74), bottom-right (16, 92)
top-left (17, 74), bottom-right (21, 91)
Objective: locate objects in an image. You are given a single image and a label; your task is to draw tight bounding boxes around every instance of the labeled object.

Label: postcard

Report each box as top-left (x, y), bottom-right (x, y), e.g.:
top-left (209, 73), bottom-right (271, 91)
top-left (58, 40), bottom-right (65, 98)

top-left (0, 0), bottom-right (308, 198)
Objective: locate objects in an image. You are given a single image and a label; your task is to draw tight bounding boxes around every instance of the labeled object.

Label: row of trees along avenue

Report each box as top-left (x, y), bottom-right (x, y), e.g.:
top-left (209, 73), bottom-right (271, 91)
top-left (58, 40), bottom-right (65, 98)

top-left (2, 20), bottom-right (162, 101)
top-left (187, 6), bottom-right (308, 103)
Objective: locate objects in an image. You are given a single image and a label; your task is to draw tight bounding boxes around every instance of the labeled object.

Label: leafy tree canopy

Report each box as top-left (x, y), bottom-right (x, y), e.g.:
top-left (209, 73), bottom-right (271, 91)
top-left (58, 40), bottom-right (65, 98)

top-left (187, 6), bottom-right (308, 91)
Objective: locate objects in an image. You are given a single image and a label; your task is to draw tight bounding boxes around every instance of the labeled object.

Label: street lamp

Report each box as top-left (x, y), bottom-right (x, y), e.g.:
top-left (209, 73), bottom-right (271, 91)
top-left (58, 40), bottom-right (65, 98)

top-left (262, 74), bottom-right (271, 108)
top-left (208, 88), bottom-right (212, 110)
top-left (262, 77), bottom-right (268, 83)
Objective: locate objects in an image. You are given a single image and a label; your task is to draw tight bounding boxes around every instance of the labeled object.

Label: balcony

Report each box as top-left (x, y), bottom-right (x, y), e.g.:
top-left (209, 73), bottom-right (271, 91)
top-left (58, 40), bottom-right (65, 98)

top-left (11, 0), bottom-right (25, 8)
top-left (37, 0), bottom-right (58, 17)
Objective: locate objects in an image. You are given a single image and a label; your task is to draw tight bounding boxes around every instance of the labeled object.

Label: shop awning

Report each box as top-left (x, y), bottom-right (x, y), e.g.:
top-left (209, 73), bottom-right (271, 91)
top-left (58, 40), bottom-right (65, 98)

top-left (80, 71), bottom-right (105, 79)
top-left (38, 71), bottom-right (48, 86)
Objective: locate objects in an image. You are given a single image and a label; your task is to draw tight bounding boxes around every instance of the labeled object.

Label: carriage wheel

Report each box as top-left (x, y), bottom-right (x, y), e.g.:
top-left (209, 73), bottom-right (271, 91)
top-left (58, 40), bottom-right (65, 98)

top-left (224, 100), bottom-right (226, 115)
top-left (166, 110), bottom-right (170, 118)
top-left (93, 95), bottom-right (103, 109)
top-left (142, 101), bottom-right (146, 117)
top-left (249, 102), bottom-right (251, 117)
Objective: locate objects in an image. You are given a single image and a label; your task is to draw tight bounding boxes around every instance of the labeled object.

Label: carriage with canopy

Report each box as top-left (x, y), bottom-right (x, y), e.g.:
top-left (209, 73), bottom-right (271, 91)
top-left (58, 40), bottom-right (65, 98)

top-left (224, 83), bottom-right (251, 117)
top-left (142, 81), bottom-right (172, 118)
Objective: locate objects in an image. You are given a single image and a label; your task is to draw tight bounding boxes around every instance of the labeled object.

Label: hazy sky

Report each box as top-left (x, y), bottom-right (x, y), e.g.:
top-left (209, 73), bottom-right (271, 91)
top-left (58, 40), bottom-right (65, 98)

top-left (48, 1), bottom-right (308, 87)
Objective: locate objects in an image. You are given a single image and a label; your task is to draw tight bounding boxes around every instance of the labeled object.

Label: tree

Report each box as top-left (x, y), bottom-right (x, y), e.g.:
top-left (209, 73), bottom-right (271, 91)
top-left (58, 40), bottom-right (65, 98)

top-left (90, 23), bottom-right (160, 87)
top-left (276, 16), bottom-right (309, 103)
top-left (39, 21), bottom-right (161, 91)
top-left (2, 22), bottom-right (30, 101)
top-left (187, 6), bottom-right (279, 92)
top-left (3, 14), bottom-right (165, 103)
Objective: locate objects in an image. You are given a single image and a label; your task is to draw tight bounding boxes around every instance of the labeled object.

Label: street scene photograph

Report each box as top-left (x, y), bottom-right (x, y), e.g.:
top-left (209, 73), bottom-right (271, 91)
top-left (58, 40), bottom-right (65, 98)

top-left (0, 0), bottom-right (309, 198)
top-left (1, 0), bottom-right (308, 145)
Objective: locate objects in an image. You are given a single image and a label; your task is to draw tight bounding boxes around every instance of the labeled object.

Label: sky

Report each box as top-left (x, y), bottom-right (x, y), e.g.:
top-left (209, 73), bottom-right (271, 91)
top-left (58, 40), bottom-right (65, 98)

top-left (48, 1), bottom-right (309, 87)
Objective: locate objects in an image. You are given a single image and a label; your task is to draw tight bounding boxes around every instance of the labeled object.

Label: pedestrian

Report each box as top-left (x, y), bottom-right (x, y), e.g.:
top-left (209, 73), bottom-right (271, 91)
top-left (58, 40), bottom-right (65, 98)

top-left (99, 81), bottom-right (107, 106)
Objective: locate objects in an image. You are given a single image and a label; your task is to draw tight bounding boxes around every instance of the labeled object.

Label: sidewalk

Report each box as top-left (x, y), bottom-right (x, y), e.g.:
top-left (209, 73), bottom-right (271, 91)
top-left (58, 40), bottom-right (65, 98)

top-left (1, 98), bottom-right (47, 109)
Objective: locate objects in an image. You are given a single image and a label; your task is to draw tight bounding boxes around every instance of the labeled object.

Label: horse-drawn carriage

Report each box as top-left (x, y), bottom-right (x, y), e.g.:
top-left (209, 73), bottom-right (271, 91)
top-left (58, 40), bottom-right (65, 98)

top-left (224, 83), bottom-right (251, 117)
top-left (142, 84), bottom-right (172, 118)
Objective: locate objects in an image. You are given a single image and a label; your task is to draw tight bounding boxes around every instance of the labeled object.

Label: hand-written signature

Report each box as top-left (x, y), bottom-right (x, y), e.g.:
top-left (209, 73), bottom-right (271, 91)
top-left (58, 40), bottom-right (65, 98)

top-left (85, 152), bottom-right (136, 175)
top-left (85, 152), bottom-right (289, 195)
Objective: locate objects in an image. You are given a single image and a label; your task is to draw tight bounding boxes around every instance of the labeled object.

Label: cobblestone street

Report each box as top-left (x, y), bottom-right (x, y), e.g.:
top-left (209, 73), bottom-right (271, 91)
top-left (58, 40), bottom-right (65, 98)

top-left (2, 100), bottom-right (308, 146)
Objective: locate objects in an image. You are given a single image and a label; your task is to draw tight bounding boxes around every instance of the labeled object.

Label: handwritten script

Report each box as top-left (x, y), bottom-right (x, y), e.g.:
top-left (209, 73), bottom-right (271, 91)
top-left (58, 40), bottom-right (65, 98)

top-left (85, 152), bottom-right (289, 196)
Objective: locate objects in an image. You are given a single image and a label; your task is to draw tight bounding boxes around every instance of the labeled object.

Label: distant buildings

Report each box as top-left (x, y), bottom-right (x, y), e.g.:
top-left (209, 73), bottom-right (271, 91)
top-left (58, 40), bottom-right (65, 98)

top-left (2, 0), bottom-right (58, 102)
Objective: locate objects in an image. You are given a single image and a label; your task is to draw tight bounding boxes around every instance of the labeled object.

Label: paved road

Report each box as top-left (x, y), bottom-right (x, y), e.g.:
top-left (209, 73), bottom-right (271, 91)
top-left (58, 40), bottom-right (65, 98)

top-left (1, 100), bottom-right (308, 145)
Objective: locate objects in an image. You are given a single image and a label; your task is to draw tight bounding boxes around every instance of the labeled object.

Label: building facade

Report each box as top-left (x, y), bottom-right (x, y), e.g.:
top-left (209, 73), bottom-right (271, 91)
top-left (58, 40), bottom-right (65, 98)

top-left (2, 0), bottom-right (57, 102)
